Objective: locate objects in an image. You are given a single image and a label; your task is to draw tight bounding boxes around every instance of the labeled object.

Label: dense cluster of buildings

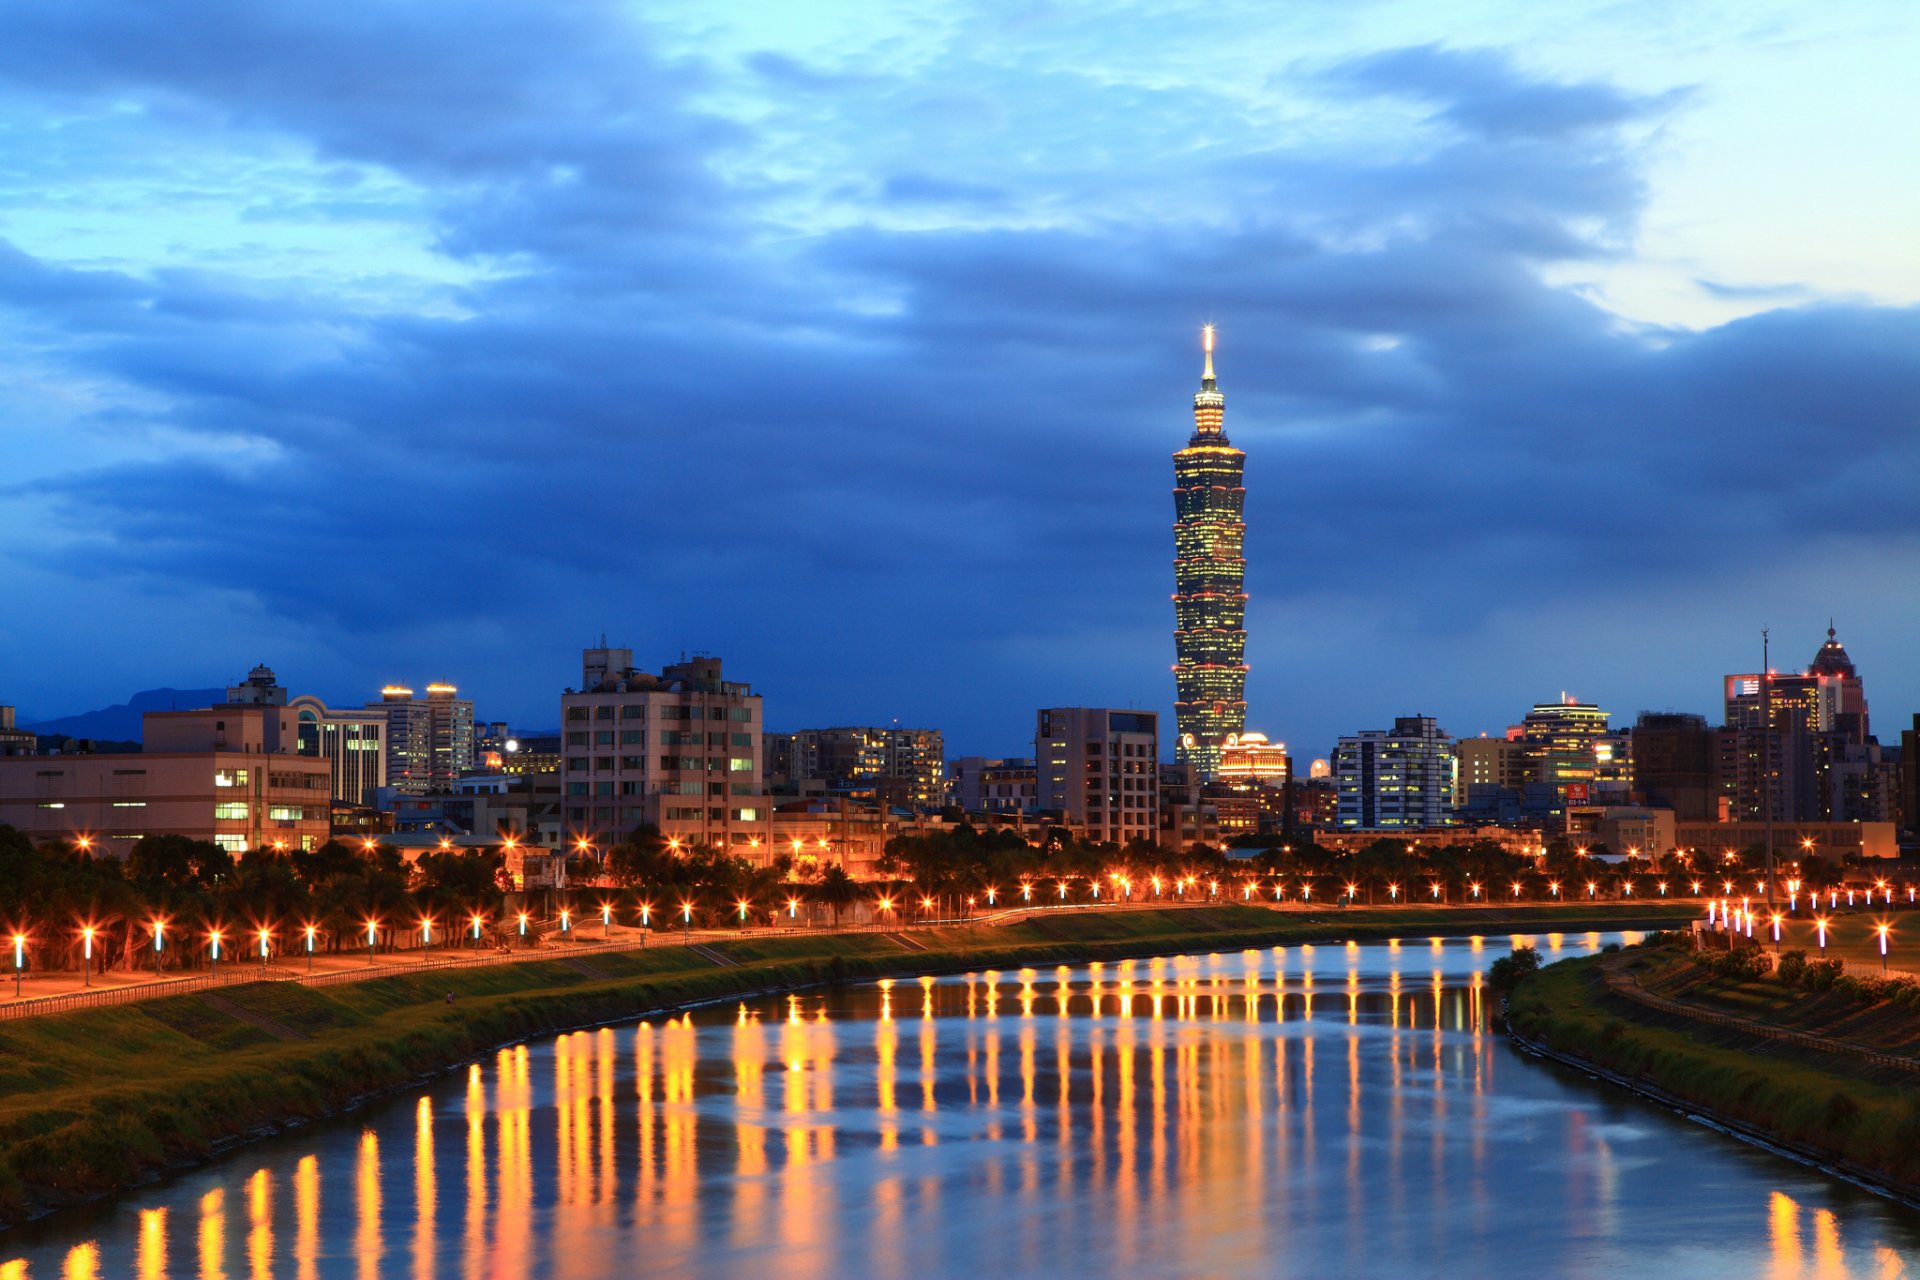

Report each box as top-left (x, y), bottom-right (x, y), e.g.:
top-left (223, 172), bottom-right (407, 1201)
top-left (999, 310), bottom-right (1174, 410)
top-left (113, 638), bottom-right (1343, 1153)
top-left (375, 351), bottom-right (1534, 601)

top-left (2, 336), bottom-right (1914, 872)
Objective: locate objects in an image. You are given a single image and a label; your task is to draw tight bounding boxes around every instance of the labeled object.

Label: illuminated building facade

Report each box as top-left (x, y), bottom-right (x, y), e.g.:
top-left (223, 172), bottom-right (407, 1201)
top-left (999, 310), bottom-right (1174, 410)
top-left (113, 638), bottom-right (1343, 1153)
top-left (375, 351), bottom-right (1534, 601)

top-left (1334, 716), bottom-right (1457, 831)
top-left (1518, 699), bottom-right (1609, 812)
top-left (1171, 326), bottom-right (1247, 780)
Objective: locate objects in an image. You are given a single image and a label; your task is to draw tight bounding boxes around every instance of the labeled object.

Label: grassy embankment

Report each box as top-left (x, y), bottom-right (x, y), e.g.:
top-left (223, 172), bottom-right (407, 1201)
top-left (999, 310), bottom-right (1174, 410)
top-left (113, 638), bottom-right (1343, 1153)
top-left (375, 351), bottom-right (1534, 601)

top-left (1505, 941), bottom-right (1920, 1193)
top-left (0, 901), bottom-right (1688, 1227)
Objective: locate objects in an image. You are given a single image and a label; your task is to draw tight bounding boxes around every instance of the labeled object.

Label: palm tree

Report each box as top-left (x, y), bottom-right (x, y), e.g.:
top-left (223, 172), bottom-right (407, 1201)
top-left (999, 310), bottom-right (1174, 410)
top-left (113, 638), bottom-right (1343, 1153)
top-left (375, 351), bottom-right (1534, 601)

top-left (813, 864), bottom-right (859, 927)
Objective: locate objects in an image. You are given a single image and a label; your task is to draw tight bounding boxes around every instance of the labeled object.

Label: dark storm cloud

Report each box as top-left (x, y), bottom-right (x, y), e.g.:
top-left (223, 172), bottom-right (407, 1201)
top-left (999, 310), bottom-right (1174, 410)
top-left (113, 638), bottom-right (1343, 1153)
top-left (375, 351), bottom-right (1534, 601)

top-left (1322, 43), bottom-right (1691, 140)
top-left (2, 14), bottom-right (1917, 748)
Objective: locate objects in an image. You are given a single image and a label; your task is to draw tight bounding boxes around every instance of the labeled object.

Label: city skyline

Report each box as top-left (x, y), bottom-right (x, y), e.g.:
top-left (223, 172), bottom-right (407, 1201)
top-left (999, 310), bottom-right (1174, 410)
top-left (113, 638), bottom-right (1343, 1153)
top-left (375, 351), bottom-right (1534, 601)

top-left (2, 2), bottom-right (1917, 762)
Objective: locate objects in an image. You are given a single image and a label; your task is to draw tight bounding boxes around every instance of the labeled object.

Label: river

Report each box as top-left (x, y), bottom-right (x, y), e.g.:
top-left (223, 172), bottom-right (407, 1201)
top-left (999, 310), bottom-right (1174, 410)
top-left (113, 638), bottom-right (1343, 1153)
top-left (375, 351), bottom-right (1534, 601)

top-left (4, 931), bottom-right (1916, 1278)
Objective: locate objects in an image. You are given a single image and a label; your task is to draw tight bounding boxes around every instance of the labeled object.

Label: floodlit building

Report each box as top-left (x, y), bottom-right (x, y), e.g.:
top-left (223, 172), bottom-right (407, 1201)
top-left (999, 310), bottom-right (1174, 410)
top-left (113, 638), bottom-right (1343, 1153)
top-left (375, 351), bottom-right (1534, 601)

top-left (947, 756), bottom-right (1037, 814)
top-left (1171, 326), bottom-right (1247, 780)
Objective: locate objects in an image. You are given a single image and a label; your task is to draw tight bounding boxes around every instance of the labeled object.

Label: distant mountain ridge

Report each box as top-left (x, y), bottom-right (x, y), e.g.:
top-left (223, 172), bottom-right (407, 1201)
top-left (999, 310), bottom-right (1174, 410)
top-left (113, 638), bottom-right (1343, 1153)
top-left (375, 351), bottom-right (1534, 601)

top-left (23, 688), bottom-right (226, 743)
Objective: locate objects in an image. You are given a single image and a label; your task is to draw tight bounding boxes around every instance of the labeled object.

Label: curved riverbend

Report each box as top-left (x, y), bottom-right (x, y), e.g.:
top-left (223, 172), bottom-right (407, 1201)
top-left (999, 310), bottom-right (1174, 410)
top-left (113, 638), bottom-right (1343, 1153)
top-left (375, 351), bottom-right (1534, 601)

top-left (6, 931), bottom-right (1916, 1278)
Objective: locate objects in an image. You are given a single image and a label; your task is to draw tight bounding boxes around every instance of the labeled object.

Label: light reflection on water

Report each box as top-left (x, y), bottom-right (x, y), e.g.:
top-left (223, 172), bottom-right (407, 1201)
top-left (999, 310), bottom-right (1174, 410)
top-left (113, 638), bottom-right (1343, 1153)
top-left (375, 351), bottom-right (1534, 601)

top-left (5, 932), bottom-right (1917, 1278)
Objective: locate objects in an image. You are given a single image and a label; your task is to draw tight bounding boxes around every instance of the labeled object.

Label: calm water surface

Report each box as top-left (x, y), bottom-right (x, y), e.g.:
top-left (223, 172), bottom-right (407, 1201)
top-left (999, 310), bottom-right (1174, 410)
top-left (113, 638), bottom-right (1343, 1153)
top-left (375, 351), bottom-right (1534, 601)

top-left (6, 931), bottom-right (1917, 1279)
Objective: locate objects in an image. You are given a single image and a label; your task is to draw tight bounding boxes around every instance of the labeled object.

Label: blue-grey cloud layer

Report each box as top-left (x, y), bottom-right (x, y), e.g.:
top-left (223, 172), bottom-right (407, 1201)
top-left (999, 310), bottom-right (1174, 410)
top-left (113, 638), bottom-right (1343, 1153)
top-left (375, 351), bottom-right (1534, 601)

top-left (2, 2), bottom-right (1916, 755)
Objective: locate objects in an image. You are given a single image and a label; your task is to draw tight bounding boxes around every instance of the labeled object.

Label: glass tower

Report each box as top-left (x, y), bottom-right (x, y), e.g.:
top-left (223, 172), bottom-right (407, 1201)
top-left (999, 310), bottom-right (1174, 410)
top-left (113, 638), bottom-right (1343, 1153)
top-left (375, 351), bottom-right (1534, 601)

top-left (1172, 326), bottom-right (1247, 780)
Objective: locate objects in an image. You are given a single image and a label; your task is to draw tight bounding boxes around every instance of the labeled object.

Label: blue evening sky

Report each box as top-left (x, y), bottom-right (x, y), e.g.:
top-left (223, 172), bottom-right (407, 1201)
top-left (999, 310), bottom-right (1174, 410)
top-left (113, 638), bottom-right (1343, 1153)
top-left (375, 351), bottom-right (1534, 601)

top-left (1, 0), bottom-right (1916, 759)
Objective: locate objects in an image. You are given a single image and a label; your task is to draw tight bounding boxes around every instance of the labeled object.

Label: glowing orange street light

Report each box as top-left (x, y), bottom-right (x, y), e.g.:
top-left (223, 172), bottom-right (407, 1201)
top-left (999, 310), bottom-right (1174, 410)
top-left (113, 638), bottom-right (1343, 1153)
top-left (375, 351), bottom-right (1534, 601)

top-left (1388, 883), bottom-right (1400, 901)
top-left (878, 896), bottom-right (896, 916)
top-left (74, 835), bottom-right (93, 854)
top-left (1691, 881), bottom-right (1703, 896)
top-left (81, 924), bottom-right (96, 987)
top-left (212, 927), bottom-right (227, 971)
top-left (11, 931), bottom-right (25, 996)
top-left (1877, 922), bottom-right (1891, 973)
top-left (517, 911), bottom-right (529, 938)
top-left (151, 916), bottom-right (168, 972)
top-left (439, 837), bottom-right (453, 851)
top-left (985, 886), bottom-right (998, 906)
top-left (364, 919), bottom-right (377, 965)
top-left (559, 908), bottom-right (571, 934)
top-left (1469, 881), bottom-right (1481, 900)
top-left (1770, 912), bottom-right (1783, 947)
top-left (1816, 917), bottom-right (1829, 955)
top-left (1549, 880), bottom-right (1561, 899)
top-left (1511, 881), bottom-right (1522, 899)
top-left (736, 899), bottom-right (751, 923)
top-left (787, 896), bottom-right (800, 920)
top-left (471, 913), bottom-right (485, 943)
top-left (601, 902), bottom-right (613, 937)
top-left (1586, 881), bottom-right (1597, 899)
top-left (304, 923), bottom-right (318, 971)
top-left (257, 925), bottom-right (272, 967)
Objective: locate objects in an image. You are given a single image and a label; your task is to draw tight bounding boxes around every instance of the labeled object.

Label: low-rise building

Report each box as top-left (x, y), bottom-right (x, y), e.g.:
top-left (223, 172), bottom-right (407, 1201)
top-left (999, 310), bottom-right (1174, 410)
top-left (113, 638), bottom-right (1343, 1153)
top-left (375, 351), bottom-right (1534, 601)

top-left (0, 706), bottom-right (330, 854)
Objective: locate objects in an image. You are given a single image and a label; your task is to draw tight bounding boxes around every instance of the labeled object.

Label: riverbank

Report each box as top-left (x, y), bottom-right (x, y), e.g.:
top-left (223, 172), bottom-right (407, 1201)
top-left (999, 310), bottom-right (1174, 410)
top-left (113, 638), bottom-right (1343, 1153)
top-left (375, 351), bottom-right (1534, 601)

top-left (1504, 941), bottom-right (1920, 1202)
top-left (0, 902), bottom-right (1688, 1229)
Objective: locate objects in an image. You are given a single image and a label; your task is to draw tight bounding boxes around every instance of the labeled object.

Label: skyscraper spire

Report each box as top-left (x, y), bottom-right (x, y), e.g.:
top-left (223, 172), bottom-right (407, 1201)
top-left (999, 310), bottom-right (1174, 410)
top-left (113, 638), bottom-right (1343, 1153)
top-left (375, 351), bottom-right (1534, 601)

top-left (1172, 326), bottom-right (1247, 781)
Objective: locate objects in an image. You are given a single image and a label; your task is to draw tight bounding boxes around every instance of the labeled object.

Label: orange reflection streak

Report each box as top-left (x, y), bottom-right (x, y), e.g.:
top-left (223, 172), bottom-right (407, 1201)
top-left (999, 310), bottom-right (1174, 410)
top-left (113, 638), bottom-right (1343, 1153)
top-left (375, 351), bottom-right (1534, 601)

top-left (354, 1130), bottom-right (381, 1280)
top-left (200, 1186), bottom-right (226, 1280)
top-left (661, 1015), bottom-right (699, 1258)
top-left (597, 1028), bottom-right (616, 1217)
top-left (412, 1096), bottom-right (435, 1280)
top-left (921, 989), bottom-right (940, 1121)
top-left (464, 1065), bottom-right (487, 1272)
top-left (556, 1033), bottom-right (581, 1211)
top-left (1768, 1191), bottom-right (1802, 1278)
top-left (137, 1207), bottom-right (167, 1280)
top-left (633, 1025), bottom-right (657, 1230)
top-left (294, 1154), bottom-right (319, 1280)
top-left (1813, 1206), bottom-right (1844, 1275)
top-left (732, 1013), bottom-right (768, 1247)
top-left (246, 1167), bottom-right (273, 1280)
top-left (495, 1046), bottom-right (531, 1277)
top-left (62, 1241), bottom-right (101, 1280)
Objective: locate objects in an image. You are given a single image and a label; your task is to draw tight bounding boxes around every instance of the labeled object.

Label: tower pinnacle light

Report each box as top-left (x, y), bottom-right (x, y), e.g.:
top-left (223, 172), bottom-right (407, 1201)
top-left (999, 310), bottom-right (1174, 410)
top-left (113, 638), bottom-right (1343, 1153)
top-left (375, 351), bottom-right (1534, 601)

top-left (1171, 326), bottom-right (1247, 780)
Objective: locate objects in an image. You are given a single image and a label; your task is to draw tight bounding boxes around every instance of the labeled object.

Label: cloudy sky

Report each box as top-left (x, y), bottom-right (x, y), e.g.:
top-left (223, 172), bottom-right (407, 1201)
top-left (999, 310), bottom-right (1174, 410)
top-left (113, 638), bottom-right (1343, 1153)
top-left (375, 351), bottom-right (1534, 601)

top-left (1, 0), bottom-right (1916, 758)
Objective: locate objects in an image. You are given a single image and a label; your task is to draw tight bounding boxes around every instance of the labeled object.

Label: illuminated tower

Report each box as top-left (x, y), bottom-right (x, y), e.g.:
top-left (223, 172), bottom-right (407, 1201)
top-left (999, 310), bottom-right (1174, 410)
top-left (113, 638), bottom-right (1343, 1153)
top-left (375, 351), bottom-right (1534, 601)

top-left (1171, 325), bottom-right (1247, 779)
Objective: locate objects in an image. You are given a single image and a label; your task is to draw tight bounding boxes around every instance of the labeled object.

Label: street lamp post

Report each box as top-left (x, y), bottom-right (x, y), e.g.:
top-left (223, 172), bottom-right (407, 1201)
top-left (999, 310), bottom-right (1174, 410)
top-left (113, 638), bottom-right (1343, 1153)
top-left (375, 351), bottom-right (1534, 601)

top-left (258, 927), bottom-right (270, 973)
top-left (153, 919), bottom-right (166, 974)
top-left (305, 924), bottom-right (317, 972)
top-left (367, 920), bottom-right (378, 967)
top-left (82, 925), bottom-right (95, 988)
top-left (11, 932), bottom-right (23, 997)
top-left (210, 929), bottom-right (223, 976)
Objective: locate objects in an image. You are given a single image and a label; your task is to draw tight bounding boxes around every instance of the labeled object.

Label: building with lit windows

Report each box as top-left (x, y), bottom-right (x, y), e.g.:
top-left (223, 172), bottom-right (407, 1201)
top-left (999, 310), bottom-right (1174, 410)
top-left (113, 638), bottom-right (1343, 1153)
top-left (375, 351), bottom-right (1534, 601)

top-left (287, 695), bottom-right (388, 806)
top-left (0, 705), bottom-right (330, 853)
top-left (1721, 626), bottom-right (1883, 824)
top-left (1172, 326), bottom-right (1247, 780)
top-left (364, 683), bottom-right (473, 795)
top-left (559, 648), bottom-right (770, 856)
top-left (767, 725), bottom-right (945, 811)
top-left (1036, 707), bottom-right (1160, 846)
top-left (1518, 698), bottom-right (1610, 813)
top-left (1334, 716), bottom-right (1457, 831)
top-left (947, 757), bottom-right (1037, 814)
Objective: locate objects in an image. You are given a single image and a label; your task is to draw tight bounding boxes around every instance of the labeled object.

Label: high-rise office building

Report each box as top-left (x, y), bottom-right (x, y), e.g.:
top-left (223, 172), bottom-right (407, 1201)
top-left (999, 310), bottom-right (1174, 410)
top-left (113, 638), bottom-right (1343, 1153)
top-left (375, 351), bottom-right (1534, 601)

top-left (1722, 625), bottom-right (1875, 823)
top-left (1171, 326), bottom-right (1247, 781)
top-left (1334, 715), bottom-right (1456, 831)
top-left (1036, 708), bottom-right (1160, 845)
top-left (365, 683), bottom-right (474, 795)
top-left (559, 649), bottom-right (770, 854)
top-left (947, 757), bottom-right (1037, 814)
top-left (1519, 699), bottom-right (1610, 811)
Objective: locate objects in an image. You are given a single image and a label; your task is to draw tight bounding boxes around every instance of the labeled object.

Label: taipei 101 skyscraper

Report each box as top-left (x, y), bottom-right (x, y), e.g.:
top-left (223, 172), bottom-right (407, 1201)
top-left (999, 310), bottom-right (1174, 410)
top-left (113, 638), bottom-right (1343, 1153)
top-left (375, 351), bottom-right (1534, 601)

top-left (1171, 325), bottom-right (1247, 780)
